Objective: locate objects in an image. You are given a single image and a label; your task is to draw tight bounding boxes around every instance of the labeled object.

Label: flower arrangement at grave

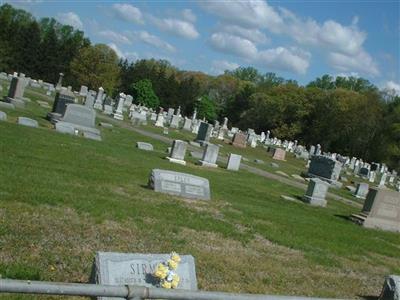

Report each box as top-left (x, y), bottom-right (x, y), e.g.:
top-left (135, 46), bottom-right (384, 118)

top-left (153, 252), bottom-right (181, 289)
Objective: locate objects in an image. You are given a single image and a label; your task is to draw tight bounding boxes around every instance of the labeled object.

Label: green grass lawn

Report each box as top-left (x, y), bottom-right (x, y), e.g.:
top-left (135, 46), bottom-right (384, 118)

top-left (0, 87), bottom-right (399, 299)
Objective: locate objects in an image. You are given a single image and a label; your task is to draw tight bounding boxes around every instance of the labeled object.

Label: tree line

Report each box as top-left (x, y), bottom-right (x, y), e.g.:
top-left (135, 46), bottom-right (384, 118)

top-left (0, 3), bottom-right (399, 171)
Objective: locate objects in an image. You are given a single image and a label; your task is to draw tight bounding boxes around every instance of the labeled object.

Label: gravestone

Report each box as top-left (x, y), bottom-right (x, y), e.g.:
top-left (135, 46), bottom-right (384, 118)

top-left (4, 75), bottom-right (28, 107)
top-left (137, 142), bottom-right (154, 151)
top-left (95, 251), bottom-right (198, 300)
top-left (359, 167), bottom-right (370, 179)
top-left (48, 90), bottom-right (75, 122)
top-left (114, 93), bottom-right (125, 120)
top-left (103, 105), bottom-right (113, 115)
top-left (149, 169), bottom-right (210, 200)
top-left (155, 113), bottom-right (164, 127)
top-left (303, 178), bottom-right (329, 207)
top-left (231, 132), bottom-right (247, 148)
top-left (170, 115), bottom-right (180, 129)
top-left (0, 111), bottom-right (7, 121)
top-left (55, 122), bottom-right (75, 135)
top-left (167, 140), bottom-right (187, 165)
top-left (199, 143), bottom-right (219, 168)
top-left (84, 92), bottom-right (95, 108)
top-left (56, 104), bottom-right (101, 140)
top-left (93, 87), bottom-right (104, 110)
top-left (272, 148), bottom-right (286, 161)
top-left (0, 102), bottom-right (15, 110)
top-left (379, 173), bottom-right (387, 187)
top-left (195, 122), bottom-right (212, 144)
top-left (79, 85), bottom-right (88, 96)
top-left (354, 183), bottom-right (369, 199)
top-left (227, 154), bottom-right (241, 171)
top-left (18, 117), bottom-right (38, 128)
top-left (307, 155), bottom-right (342, 186)
top-left (183, 118), bottom-right (192, 131)
top-left (352, 187), bottom-right (400, 232)
top-left (131, 111), bottom-right (147, 125)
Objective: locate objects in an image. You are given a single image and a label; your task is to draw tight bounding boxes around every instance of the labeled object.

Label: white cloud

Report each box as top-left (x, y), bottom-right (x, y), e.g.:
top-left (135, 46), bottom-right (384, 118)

top-left (150, 17), bottom-right (199, 40)
top-left (336, 72), bottom-right (360, 78)
top-left (108, 43), bottom-right (125, 59)
top-left (328, 50), bottom-right (379, 77)
top-left (112, 3), bottom-right (144, 24)
top-left (57, 12), bottom-right (83, 30)
top-left (383, 81), bottom-right (400, 95)
top-left (199, 1), bottom-right (282, 31)
top-left (257, 47), bottom-right (310, 74)
top-left (182, 9), bottom-right (196, 23)
top-left (210, 60), bottom-right (240, 75)
top-left (210, 32), bottom-right (258, 58)
top-left (127, 30), bottom-right (176, 53)
top-left (99, 30), bottom-right (131, 45)
top-left (218, 24), bottom-right (269, 44)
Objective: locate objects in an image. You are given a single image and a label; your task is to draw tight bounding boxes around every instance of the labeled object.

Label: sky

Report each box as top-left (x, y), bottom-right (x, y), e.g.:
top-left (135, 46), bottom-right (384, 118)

top-left (4, 0), bottom-right (400, 92)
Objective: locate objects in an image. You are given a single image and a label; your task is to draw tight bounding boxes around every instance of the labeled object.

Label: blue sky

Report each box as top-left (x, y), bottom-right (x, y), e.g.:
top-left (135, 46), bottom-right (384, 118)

top-left (5, 0), bottom-right (400, 91)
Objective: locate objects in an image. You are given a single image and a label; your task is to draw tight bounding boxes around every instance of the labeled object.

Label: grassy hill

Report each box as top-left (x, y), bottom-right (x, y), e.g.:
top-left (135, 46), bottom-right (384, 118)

top-left (0, 84), bottom-right (399, 299)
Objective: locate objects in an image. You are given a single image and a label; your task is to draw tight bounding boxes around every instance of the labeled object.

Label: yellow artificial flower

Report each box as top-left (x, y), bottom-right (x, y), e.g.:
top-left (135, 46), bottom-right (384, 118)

top-left (167, 259), bottom-right (178, 270)
top-left (171, 252), bottom-right (181, 263)
top-left (171, 274), bottom-right (180, 289)
top-left (161, 281), bottom-right (172, 289)
top-left (154, 263), bottom-right (168, 279)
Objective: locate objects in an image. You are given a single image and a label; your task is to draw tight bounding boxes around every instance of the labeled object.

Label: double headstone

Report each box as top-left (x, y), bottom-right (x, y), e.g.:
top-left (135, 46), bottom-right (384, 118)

top-left (307, 155), bottom-right (342, 187)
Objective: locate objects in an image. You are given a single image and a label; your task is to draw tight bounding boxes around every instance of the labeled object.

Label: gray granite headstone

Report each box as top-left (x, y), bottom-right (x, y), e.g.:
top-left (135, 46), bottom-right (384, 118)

top-left (149, 169), bottom-right (210, 200)
top-left (354, 183), bottom-right (369, 199)
top-left (183, 118), bottom-right (192, 131)
top-left (0, 101), bottom-right (15, 110)
top-left (95, 251), bottom-right (197, 300)
top-left (55, 122), bottom-right (75, 135)
top-left (167, 140), bottom-right (187, 165)
top-left (199, 143), bottom-right (219, 167)
top-left (227, 154), bottom-right (241, 171)
top-left (0, 111), bottom-right (7, 121)
top-left (63, 104), bottom-right (96, 128)
top-left (170, 115), bottom-right (180, 128)
top-left (137, 142), bottom-right (154, 151)
top-left (303, 178), bottom-right (329, 207)
top-left (83, 131), bottom-right (102, 141)
top-left (18, 117), bottom-right (38, 128)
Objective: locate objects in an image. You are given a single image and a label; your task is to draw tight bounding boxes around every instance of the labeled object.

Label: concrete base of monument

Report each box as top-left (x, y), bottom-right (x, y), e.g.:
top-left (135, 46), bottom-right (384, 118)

top-left (198, 160), bottom-right (218, 168)
top-left (302, 195), bottom-right (327, 207)
top-left (113, 113), bottom-right (123, 120)
top-left (0, 101), bottom-right (15, 110)
top-left (93, 103), bottom-right (103, 110)
top-left (47, 112), bottom-right (62, 123)
top-left (166, 157), bottom-right (186, 166)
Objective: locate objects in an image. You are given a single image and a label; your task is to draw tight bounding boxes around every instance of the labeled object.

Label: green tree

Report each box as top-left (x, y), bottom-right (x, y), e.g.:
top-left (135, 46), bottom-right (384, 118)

top-left (132, 79), bottom-right (160, 109)
top-left (225, 66), bottom-right (262, 84)
top-left (196, 95), bottom-right (217, 122)
top-left (70, 44), bottom-right (120, 94)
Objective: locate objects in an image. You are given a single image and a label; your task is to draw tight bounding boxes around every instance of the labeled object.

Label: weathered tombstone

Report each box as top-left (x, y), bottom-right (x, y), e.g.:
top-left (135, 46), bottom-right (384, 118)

top-left (195, 122), bottom-right (212, 144)
top-left (182, 117), bottom-right (192, 131)
top-left (131, 111), bottom-right (147, 125)
top-left (103, 105), bottom-right (113, 115)
top-left (167, 140), bottom-right (187, 165)
top-left (83, 131), bottom-right (102, 141)
top-left (4, 75), bottom-right (28, 107)
top-left (351, 187), bottom-right (400, 232)
top-left (307, 155), bottom-right (342, 186)
top-left (55, 72), bottom-right (64, 91)
top-left (114, 93), bottom-right (125, 120)
top-left (354, 183), bottom-right (369, 199)
top-left (272, 148), bottom-right (286, 161)
top-left (231, 132), bottom-right (247, 148)
top-left (359, 167), bottom-right (370, 179)
top-left (84, 92), bottom-right (95, 108)
top-left (303, 178), bottom-right (329, 207)
top-left (79, 85), bottom-right (88, 97)
top-left (137, 142), bottom-right (154, 151)
top-left (199, 143), bottom-right (219, 168)
top-left (18, 117), bottom-right (38, 128)
top-left (95, 251), bottom-right (198, 300)
top-left (0, 111), bottom-right (7, 121)
top-left (55, 122), bottom-right (76, 135)
top-left (227, 154), bottom-right (241, 171)
top-left (124, 95), bottom-right (133, 108)
top-left (155, 113), bottom-right (164, 127)
top-left (170, 115), bottom-right (180, 129)
top-left (93, 87), bottom-right (104, 110)
top-left (148, 169), bottom-right (210, 200)
top-left (379, 173), bottom-right (387, 187)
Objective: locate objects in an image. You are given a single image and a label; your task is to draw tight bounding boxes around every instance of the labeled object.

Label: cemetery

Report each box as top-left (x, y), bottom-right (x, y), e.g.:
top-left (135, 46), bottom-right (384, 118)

top-left (0, 2), bottom-right (399, 299)
top-left (0, 69), bottom-right (399, 300)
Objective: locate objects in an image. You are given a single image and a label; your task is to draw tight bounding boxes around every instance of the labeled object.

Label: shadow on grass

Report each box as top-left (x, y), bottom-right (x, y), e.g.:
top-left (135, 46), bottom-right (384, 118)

top-left (334, 214), bottom-right (351, 221)
top-left (358, 295), bottom-right (379, 300)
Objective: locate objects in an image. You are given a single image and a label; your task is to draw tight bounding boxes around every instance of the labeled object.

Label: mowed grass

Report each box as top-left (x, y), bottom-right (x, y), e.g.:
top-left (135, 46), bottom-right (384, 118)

top-left (0, 88), bottom-right (400, 299)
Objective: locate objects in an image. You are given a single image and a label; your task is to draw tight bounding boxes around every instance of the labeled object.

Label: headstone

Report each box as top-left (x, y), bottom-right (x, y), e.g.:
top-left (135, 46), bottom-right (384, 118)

top-left (307, 155), bottom-right (342, 186)
top-left (182, 118), bottom-right (192, 131)
top-left (0, 111), bottom-right (7, 121)
top-left (99, 122), bottom-right (113, 128)
top-left (379, 173), bottom-right (387, 187)
top-left (199, 143), bottom-right (219, 168)
top-left (148, 169), bottom-right (210, 201)
top-left (170, 115), bottom-right (180, 129)
top-left (354, 183), bottom-right (369, 199)
top-left (155, 113), bottom-right (164, 127)
top-left (4, 75), bottom-right (28, 107)
top-left (352, 187), bottom-right (400, 232)
top-left (131, 111), bottom-right (147, 125)
top-left (303, 178), bottom-right (329, 207)
top-left (55, 122), bottom-right (76, 135)
top-left (83, 131), bottom-right (102, 141)
top-left (227, 154), bottom-right (241, 171)
top-left (114, 93), bottom-right (125, 120)
top-left (79, 85), bottom-right (88, 97)
top-left (103, 105), bottom-right (113, 115)
top-left (125, 95), bottom-right (133, 107)
top-left (0, 102), bottom-right (15, 110)
top-left (84, 92), bottom-right (95, 108)
top-left (379, 275), bottom-right (400, 300)
top-left (17, 117), bottom-right (38, 128)
top-left (93, 87), bottom-right (104, 110)
top-left (137, 142), bottom-right (154, 151)
top-left (167, 140), bottom-right (187, 165)
top-left (49, 89), bottom-right (75, 120)
top-left (272, 148), bottom-right (286, 161)
top-left (231, 132), bottom-right (247, 148)
top-left (195, 122), bottom-right (212, 144)
top-left (55, 72), bottom-right (64, 91)
top-left (359, 167), bottom-right (370, 179)
top-left (95, 251), bottom-right (198, 300)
